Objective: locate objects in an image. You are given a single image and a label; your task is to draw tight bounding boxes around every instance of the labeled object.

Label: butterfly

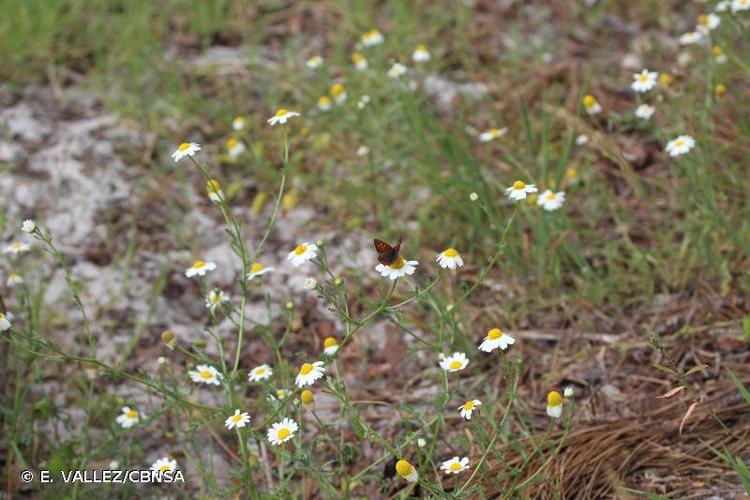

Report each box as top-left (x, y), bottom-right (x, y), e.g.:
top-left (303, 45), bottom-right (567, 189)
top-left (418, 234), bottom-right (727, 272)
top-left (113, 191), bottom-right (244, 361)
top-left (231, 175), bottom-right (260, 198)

top-left (373, 237), bottom-right (402, 266)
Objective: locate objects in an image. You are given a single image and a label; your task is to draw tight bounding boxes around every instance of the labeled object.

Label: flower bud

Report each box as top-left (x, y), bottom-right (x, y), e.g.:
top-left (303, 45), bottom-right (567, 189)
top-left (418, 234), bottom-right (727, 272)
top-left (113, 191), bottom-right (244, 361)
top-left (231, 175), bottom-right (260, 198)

top-left (161, 330), bottom-right (176, 350)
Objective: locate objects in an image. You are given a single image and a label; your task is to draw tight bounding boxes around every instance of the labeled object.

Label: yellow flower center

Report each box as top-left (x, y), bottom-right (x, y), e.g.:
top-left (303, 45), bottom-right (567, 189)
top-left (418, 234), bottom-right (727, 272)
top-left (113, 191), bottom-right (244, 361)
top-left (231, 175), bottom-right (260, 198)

top-left (294, 244), bottom-right (307, 255)
top-left (698, 15), bottom-right (708, 26)
top-left (300, 363), bottom-right (314, 375)
top-left (674, 139), bottom-right (685, 148)
top-left (463, 400), bottom-right (474, 411)
top-left (206, 179), bottom-right (221, 192)
top-left (231, 413), bottom-right (244, 423)
top-left (390, 256), bottom-right (405, 269)
top-left (546, 192), bottom-right (556, 201)
top-left (251, 262), bottom-right (264, 273)
top-left (319, 96), bottom-right (331, 105)
top-left (0, 314), bottom-right (5, 321)
top-left (324, 337), bottom-right (337, 348)
top-left (193, 260), bottom-right (206, 269)
top-left (487, 328), bottom-right (503, 340)
top-left (513, 180), bottom-right (526, 190)
top-left (234, 116), bottom-right (245, 125)
top-left (277, 428), bottom-right (291, 440)
top-left (582, 95), bottom-right (596, 108)
top-left (227, 138), bottom-right (238, 149)
top-left (275, 108), bottom-right (288, 117)
top-left (450, 462), bottom-right (462, 471)
top-left (126, 409), bottom-right (137, 419)
top-left (276, 390), bottom-right (286, 398)
top-left (450, 360), bottom-right (462, 370)
top-left (443, 248), bottom-right (459, 257)
top-left (255, 367), bottom-right (266, 375)
top-left (547, 391), bottom-right (563, 407)
top-left (713, 46), bottom-right (723, 56)
top-left (11, 243), bottom-right (23, 249)
top-left (395, 460), bottom-right (413, 477)
top-left (178, 143), bottom-right (191, 151)
top-left (566, 167), bottom-right (577, 179)
top-left (659, 74), bottom-right (672, 86)
top-left (200, 370), bottom-right (213, 379)
top-left (352, 52), bottom-right (364, 63)
top-left (416, 44), bottom-right (428, 52)
top-left (638, 73), bottom-right (649, 82)
top-left (330, 84), bottom-right (344, 96)
top-left (159, 465), bottom-right (171, 473)
top-left (301, 390), bottom-right (314, 405)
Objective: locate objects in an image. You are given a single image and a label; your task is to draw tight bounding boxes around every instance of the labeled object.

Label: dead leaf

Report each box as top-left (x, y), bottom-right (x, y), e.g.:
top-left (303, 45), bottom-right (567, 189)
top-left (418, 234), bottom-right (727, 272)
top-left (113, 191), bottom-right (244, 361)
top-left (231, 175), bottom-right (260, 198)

top-left (679, 401), bottom-right (699, 435)
top-left (657, 386), bottom-right (685, 399)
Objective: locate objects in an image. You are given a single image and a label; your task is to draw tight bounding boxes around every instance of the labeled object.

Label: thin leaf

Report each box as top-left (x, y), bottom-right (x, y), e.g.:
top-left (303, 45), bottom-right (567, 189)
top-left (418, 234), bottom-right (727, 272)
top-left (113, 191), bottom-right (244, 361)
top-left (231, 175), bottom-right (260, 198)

top-left (686, 364), bottom-right (709, 375)
top-left (728, 368), bottom-right (750, 406)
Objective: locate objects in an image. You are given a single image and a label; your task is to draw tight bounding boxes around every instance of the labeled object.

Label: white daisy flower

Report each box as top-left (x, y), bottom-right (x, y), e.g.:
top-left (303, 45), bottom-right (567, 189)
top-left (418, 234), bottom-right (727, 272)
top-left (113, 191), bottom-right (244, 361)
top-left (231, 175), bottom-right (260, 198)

top-left (171, 142), bottom-right (201, 162)
top-left (225, 409), bottom-right (251, 430)
top-left (582, 95), bottom-right (602, 115)
top-left (479, 127), bottom-right (507, 142)
top-left (306, 55), bottom-right (324, 69)
top-left (330, 83), bottom-right (347, 104)
top-left (733, 0), bottom-right (750, 10)
top-left (395, 460), bottom-right (418, 483)
top-left (361, 29), bottom-right (384, 47)
top-left (226, 138), bottom-right (246, 158)
top-left (268, 388), bottom-right (288, 403)
top-left (631, 69), bottom-right (658, 93)
top-left (323, 337), bottom-right (339, 356)
top-left (387, 63), bottom-right (407, 79)
top-left (3, 242), bottom-right (30, 255)
top-left (357, 94), bottom-right (371, 109)
top-left (716, 0), bottom-right (730, 11)
top-left (21, 219), bottom-right (36, 233)
top-left (679, 31), bottom-right (704, 45)
top-left (439, 352), bottom-right (469, 372)
top-left (412, 44), bottom-right (431, 62)
top-left (295, 361), bottom-right (325, 387)
top-left (318, 96), bottom-right (332, 111)
top-left (247, 262), bottom-right (274, 280)
top-left (206, 179), bottom-right (224, 203)
top-left (287, 242), bottom-right (318, 267)
top-left (458, 399), bottom-right (482, 420)
top-left (6, 273), bottom-right (23, 287)
top-left (356, 145), bottom-right (369, 157)
top-left (185, 260), bottom-right (217, 278)
top-left (634, 104), bottom-right (655, 120)
top-left (478, 328), bottom-right (516, 352)
top-left (0, 312), bottom-right (11, 331)
top-left (352, 52), bottom-right (368, 71)
top-left (547, 391), bottom-right (563, 418)
top-left (564, 386), bottom-right (575, 398)
top-left (116, 406), bottom-right (141, 428)
top-left (232, 116), bottom-right (246, 131)
top-left (697, 13), bottom-right (720, 33)
top-left (436, 248), bottom-right (464, 269)
top-left (665, 135), bottom-right (696, 157)
top-left (189, 364), bottom-right (222, 385)
top-left (713, 46), bottom-right (727, 64)
top-left (375, 256), bottom-right (418, 280)
top-left (440, 456), bottom-right (470, 475)
top-left (267, 109), bottom-right (300, 126)
top-left (304, 277), bottom-right (318, 290)
top-left (267, 418), bottom-right (299, 445)
top-left (151, 457), bottom-right (178, 474)
top-left (248, 364), bottom-right (273, 382)
top-left (505, 180), bottom-right (538, 201)
top-left (575, 134), bottom-right (590, 146)
top-left (205, 289), bottom-right (229, 313)
top-left (537, 190), bottom-right (566, 211)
